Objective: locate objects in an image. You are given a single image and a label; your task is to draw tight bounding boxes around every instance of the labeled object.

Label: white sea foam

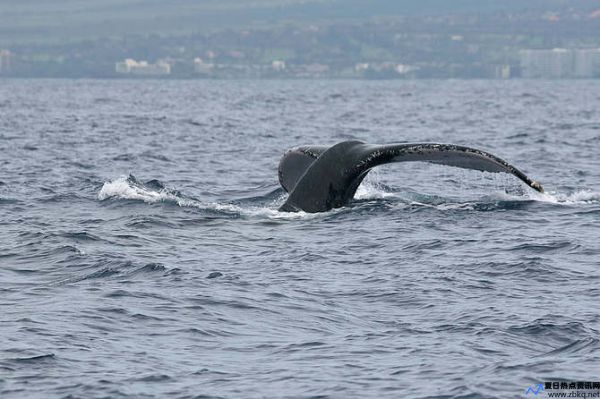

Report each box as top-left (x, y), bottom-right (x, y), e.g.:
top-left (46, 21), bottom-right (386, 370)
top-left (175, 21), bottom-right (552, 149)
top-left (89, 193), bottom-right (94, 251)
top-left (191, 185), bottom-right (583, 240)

top-left (354, 182), bottom-right (396, 200)
top-left (98, 176), bottom-right (186, 204)
top-left (526, 189), bottom-right (600, 205)
top-left (354, 172), bottom-right (396, 200)
top-left (97, 176), bottom-right (322, 220)
top-left (435, 189), bottom-right (600, 209)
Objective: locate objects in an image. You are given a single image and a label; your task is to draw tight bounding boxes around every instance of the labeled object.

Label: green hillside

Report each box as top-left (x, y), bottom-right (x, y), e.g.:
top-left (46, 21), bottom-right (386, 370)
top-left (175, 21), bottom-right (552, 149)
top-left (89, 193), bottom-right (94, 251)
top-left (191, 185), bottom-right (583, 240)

top-left (1, 0), bottom-right (596, 46)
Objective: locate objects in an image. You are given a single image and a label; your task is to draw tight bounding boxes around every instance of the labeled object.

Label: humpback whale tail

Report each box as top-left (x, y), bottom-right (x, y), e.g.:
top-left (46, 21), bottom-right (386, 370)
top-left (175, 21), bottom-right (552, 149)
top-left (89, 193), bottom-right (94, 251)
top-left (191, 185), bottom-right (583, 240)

top-left (278, 141), bottom-right (544, 213)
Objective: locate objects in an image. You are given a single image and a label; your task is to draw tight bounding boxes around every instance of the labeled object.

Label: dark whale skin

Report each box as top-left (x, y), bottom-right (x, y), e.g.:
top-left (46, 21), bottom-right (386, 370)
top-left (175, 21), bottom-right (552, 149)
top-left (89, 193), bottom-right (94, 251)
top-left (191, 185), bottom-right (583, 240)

top-left (278, 140), bottom-right (544, 213)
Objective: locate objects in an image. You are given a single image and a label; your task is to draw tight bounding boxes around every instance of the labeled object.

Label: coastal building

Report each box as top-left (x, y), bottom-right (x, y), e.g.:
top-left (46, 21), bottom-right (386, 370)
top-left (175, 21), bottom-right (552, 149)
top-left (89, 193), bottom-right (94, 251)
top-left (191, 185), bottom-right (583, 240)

top-left (520, 49), bottom-right (572, 78)
top-left (271, 60), bottom-right (286, 71)
top-left (293, 63), bottom-right (329, 78)
top-left (493, 65), bottom-right (511, 79)
top-left (0, 50), bottom-right (12, 74)
top-left (574, 49), bottom-right (600, 78)
top-left (115, 59), bottom-right (171, 76)
top-left (193, 58), bottom-right (214, 75)
top-left (395, 64), bottom-right (418, 76)
top-left (354, 63), bottom-right (369, 73)
top-left (520, 48), bottom-right (600, 78)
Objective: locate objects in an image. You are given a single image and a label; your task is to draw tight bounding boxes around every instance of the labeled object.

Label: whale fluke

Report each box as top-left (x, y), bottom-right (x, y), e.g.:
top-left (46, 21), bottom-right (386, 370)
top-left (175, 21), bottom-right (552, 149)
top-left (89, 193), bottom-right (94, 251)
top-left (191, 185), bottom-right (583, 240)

top-left (278, 141), bottom-right (544, 213)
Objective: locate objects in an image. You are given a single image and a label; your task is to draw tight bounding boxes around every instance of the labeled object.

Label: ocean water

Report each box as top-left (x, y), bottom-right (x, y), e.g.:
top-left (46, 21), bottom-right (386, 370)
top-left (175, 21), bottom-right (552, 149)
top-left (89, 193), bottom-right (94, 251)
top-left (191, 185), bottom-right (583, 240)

top-left (1, 79), bottom-right (599, 398)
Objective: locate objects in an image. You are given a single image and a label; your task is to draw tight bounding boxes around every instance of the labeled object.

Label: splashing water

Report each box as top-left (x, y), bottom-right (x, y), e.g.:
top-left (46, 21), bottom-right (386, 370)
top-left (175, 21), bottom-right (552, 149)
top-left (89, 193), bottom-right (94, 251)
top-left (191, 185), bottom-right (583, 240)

top-left (98, 175), bottom-right (185, 204)
top-left (528, 189), bottom-right (600, 205)
top-left (98, 173), bottom-right (600, 219)
top-left (97, 175), bottom-right (324, 219)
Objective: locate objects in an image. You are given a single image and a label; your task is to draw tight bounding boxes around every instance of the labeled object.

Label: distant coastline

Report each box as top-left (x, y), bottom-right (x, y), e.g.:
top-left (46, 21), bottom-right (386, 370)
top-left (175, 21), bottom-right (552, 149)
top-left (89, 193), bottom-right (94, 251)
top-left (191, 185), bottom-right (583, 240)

top-left (1, 1), bottom-right (599, 80)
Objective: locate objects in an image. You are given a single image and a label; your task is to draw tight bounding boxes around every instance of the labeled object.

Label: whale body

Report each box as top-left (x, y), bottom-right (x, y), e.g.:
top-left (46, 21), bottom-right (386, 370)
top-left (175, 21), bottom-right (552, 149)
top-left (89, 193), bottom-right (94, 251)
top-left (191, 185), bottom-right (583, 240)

top-left (278, 141), bottom-right (544, 213)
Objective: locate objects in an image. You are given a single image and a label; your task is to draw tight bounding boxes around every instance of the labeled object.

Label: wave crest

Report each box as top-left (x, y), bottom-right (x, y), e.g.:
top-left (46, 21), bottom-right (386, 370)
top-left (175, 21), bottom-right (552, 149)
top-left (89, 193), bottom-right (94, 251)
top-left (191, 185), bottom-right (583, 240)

top-left (527, 189), bottom-right (600, 205)
top-left (97, 175), bottom-right (315, 219)
top-left (98, 175), bottom-right (187, 205)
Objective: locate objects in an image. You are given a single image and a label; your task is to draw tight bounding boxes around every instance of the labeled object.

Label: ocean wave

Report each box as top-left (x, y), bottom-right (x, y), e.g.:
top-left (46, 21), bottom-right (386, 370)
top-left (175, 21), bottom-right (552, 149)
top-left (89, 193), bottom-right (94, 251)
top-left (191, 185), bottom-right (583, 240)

top-left (97, 175), bottom-right (327, 220)
top-left (416, 189), bottom-right (600, 210)
top-left (98, 175), bottom-right (187, 205)
top-left (51, 262), bottom-right (169, 286)
top-left (6, 353), bottom-right (56, 364)
top-left (528, 189), bottom-right (600, 205)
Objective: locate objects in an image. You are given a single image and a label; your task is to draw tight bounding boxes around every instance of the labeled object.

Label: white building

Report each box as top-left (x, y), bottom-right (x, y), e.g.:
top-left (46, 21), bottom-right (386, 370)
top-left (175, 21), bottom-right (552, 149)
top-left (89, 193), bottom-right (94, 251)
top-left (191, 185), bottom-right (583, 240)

top-left (193, 58), bottom-right (214, 75)
top-left (574, 49), bottom-right (600, 78)
top-left (494, 65), bottom-right (511, 79)
top-left (354, 63), bottom-right (369, 73)
top-left (115, 59), bottom-right (171, 76)
top-left (0, 50), bottom-right (12, 73)
top-left (115, 58), bottom-right (136, 74)
top-left (520, 48), bottom-right (600, 78)
top-left (271, 60), bottom-right (286, 71)
top-left (395, 64), bottom-right (418, 75)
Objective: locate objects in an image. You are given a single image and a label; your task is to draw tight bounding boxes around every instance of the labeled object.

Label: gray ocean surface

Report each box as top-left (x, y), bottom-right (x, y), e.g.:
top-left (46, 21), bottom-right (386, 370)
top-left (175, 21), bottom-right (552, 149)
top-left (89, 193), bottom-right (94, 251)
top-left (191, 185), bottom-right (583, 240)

top-left (1, 79), bottom-right (599, 398)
